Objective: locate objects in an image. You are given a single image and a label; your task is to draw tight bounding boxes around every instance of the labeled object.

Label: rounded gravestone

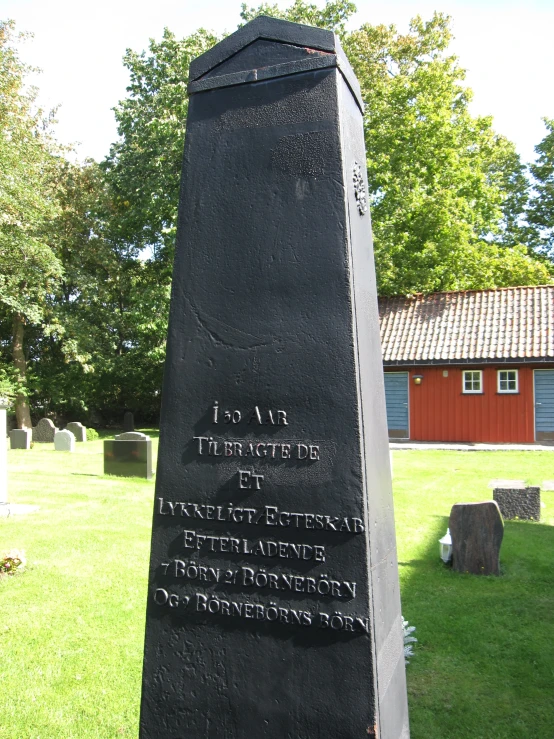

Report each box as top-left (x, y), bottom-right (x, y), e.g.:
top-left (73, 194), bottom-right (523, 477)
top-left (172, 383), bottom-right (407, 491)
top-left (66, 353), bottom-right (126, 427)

top-left (54, 429), bottom-right (75, 452)
top-left (449, 500), bottom-right (504, 575)
top-left (66, 422), bottom-right (87, 442)
top-left (33, 418), bottom-right (58, 443)
top-left (123, 411), bottom-right (135, 432)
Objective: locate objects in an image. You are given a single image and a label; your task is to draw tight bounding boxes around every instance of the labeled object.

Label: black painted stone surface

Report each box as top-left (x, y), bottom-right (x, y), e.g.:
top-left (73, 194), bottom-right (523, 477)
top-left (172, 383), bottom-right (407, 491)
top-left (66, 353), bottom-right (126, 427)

top-left (123, 411), bottom-right (135, 433)
top-left (493, 487), bottom-right (541, 521)
top-left (139, 16), bottom-right (408, 739)
top-left (104, 439), bottom-right (152, 479)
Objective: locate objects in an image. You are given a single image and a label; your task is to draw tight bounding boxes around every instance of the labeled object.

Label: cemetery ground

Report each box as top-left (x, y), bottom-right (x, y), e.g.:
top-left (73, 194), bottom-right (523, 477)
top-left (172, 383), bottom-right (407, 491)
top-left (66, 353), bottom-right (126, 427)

top-left (1, 439), bottom-right (553, 739)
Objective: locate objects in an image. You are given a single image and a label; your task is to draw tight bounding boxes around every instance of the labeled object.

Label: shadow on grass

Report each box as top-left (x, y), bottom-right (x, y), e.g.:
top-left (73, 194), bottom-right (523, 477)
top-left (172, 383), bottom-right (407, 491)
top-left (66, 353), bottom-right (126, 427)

top-left (400, 510), bottom-right (554, 739)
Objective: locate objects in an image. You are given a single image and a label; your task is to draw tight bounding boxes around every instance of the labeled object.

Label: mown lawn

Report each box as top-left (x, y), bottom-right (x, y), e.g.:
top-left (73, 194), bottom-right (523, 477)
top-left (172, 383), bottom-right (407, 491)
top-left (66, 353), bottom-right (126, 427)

top-left (1, 441), bottom-right (553, 738)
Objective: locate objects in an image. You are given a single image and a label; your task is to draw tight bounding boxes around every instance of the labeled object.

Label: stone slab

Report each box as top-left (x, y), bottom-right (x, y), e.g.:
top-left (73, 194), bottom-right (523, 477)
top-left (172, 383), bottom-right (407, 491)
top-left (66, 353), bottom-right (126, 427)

top-left (104, 439), bottom-right (152, 479)
top-left (449, 501), bottom-right (504, 575)
top-left (0, 401), bottom-right (7, 505)
top-left (32, 418), bottom-right (58, 443)
top-left (138, 17), bottom-right (408, 739)
top-left (66, 422), bottom-right (87, 442)
top-left (54, 429), bottom-right (75, 452)
top-left (542, 480), bottom-right (554, 491)
top-left (10, 429), bottom-right (32, 450)
top-left (123, 411), bottom-right (135, 432)
top-left (493, 487), bottom-right (541, 521)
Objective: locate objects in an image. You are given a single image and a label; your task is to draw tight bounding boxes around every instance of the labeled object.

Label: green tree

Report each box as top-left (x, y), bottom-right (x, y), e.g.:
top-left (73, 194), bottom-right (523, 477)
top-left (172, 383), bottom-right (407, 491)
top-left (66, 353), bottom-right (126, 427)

top-left (104, 1), bottom-right (549, 303)
top-left (0, 20), bottom-right (63, 427)
top-left (527, 118), bottom-right (554, 259)
top-left (343, 13), bottom-right (550, 293)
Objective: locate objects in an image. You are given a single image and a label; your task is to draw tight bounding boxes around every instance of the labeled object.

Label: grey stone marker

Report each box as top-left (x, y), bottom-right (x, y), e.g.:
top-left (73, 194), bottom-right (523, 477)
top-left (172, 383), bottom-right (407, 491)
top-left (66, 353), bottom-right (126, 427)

top-left (449, 501), bottom-right (504, 575)
top-left (32, 418), bottom-right (58, 443)
top-left (123, 411), bottom-right (134, 432)
top-left (10, 429), bottom-right (32, 450)
top-left (493, 487), bottom-right (541, 521)
top-left (54, 429), bottom-right (75, 452)
top-left (66, 422), bottom-right (87, 442)
top-left (139, 17), bottom-right (409, 739)
top-left (104, 432), bottom-right (152, 479)
top-left (0, 398), bottom-right (8, 506)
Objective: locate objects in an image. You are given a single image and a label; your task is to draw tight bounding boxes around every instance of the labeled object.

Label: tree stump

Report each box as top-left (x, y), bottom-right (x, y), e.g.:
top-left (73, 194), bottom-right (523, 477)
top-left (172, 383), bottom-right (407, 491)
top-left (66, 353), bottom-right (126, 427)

top-left (449, 501), bottom-right (504, 575)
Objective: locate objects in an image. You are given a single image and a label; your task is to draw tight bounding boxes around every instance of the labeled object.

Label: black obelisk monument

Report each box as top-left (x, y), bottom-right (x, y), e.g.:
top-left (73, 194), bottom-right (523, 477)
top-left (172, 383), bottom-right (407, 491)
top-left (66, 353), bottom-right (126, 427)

top-left (139, 16), bottom-right (409, 739)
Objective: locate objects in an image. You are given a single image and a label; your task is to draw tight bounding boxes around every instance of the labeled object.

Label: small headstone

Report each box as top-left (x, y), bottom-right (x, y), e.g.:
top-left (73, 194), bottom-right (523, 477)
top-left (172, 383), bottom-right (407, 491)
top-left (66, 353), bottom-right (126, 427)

top-left (66, 422), bottom-right (87, 442)
top-left (32, 418), bottom-right (58, 443)
top-left (493, 487), bottom-right (540, 521)
top-left (449, 501), bottom-right (504, 575)
top-left (123, 411), bottom-right (134, 432)
top-left (0, 398), bottom-right (8, 505)
top-left (10, 429), bottom-right (32, 450)
top-left (54, 429), bottom-right (75, 452)
top-left (115, 431), bottom-right (148, 441)
top-left (104, 434), bottom-right (152, 479)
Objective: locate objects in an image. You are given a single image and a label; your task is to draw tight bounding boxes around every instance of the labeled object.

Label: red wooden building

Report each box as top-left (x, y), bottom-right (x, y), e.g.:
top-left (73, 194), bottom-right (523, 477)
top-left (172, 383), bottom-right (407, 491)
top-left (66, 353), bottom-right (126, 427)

top-left (379, 286), bottom-right (554, 443)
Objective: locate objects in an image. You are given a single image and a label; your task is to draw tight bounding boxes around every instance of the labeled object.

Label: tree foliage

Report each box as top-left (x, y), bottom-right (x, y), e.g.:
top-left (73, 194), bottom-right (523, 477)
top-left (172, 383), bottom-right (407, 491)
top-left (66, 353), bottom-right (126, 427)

top-left (103, 1), bottom-right (550, 303)
top-left (0, 20), bottom-right (65, 424)
top-left (2, 2), bottom-right (552, 426)
top-left (343, 13), bottom-right (550, 293)
top-left (527, 118), bottom-right (554, 259)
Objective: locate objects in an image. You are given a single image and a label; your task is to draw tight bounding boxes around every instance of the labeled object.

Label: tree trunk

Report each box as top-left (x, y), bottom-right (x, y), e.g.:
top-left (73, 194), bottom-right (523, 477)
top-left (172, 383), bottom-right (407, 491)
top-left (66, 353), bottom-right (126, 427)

top-left (12, 313), bottom-right (32, 429)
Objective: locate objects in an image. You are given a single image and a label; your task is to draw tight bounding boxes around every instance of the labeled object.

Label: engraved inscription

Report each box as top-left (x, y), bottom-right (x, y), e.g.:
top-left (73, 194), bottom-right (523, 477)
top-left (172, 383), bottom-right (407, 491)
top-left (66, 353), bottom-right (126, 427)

top-left (182, 530), bottom-right (327, 562)
top-left (193, 437), bottom-right (319, 460)
top-left (153, 589), bottom-right (370, 633)
top-left (160, 560), bottom-right (357, 599)
top-left (157, 499), bottom-right (365, 533)
top-left (153, 402), bottom-right (370, 634)
top-left (212, 402), bottom-right (288, 425)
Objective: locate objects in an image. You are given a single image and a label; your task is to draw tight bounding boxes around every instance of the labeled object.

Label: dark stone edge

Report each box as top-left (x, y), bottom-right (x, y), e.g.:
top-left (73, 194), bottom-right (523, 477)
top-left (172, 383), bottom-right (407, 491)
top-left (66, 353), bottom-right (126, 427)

top-left (189, 16), bottom-right (336, 81)
top-left (188, 53), bottom-right (364, 113)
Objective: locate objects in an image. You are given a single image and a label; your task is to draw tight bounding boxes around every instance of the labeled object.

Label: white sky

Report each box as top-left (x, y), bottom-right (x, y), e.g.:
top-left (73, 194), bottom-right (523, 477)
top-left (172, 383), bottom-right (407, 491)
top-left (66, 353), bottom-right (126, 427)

top-left (1, 0), bottom-right (553, 164)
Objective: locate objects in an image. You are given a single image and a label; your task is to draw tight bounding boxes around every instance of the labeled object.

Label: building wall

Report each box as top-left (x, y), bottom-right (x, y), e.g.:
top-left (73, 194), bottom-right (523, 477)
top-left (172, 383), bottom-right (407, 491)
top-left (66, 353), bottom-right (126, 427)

top-left (405, 366), bottom-right (536, 443)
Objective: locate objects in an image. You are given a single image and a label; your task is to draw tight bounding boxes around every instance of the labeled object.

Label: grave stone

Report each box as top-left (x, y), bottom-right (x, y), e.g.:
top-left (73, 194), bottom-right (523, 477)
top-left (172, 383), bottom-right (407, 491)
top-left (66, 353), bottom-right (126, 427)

top-left (123, 411), bottom-right (134, 432)
top-left (104, 433), bottom-right (152, 479)
top-left (493, 486), bottom-right (541, 521)
top-left (54, 429), bottom-right (75, 452)
top-left (32, 418), bottom-right (58, 443)
top-left (10, 429), bottom-right (32, 450)
top-left (138, 17), bottom-right (409, 739)
top-left (0, 398), bottom-right (8, 506)
top-left (449, 501), bottom-right (504, 575)
top-left (66, 422), bottom-right (87, 442)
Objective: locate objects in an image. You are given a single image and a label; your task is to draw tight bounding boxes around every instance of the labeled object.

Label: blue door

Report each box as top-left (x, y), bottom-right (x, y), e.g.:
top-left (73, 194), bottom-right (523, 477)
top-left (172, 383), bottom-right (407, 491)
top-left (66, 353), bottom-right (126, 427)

top-left (384, 372), bottom-right (409, 439)
top-left (535, 370), bottom-right (554, 442)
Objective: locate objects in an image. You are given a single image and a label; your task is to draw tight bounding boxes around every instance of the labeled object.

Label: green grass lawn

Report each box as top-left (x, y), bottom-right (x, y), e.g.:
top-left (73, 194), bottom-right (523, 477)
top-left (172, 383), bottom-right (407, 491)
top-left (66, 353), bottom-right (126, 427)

top-left (1, 441), bottom-right (553, 738)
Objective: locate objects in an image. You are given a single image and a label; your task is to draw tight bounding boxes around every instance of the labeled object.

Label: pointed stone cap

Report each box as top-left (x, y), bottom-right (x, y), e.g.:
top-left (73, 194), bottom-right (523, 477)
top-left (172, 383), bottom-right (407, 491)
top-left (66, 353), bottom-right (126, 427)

top-left (188, 15), bottom-right (363, 112)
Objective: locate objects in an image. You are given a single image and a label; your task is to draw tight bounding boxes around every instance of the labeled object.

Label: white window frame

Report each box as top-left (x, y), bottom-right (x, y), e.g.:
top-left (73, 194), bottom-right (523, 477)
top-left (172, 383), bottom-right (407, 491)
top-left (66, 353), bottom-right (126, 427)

top-left (497, 369), bottom-right (518, 394)
top-left (462, 370), bottom-right (483, 394)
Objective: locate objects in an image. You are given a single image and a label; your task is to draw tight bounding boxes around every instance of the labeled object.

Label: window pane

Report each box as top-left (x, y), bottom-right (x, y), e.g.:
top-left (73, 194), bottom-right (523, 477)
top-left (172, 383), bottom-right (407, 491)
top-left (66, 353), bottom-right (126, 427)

top-left (464, 371), bottom-right (481, 392)
top-left (498, 370), bottom-right (517, 392)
